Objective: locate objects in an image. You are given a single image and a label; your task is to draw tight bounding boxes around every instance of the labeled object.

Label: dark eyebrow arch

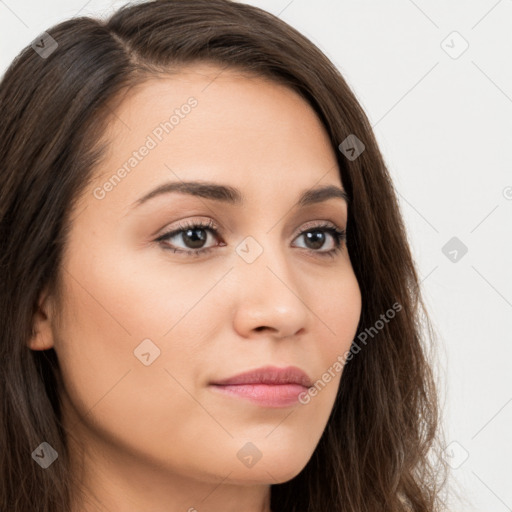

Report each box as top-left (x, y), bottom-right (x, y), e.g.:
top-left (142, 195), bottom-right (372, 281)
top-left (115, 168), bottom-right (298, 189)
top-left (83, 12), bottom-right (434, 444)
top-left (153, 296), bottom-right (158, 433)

top-left (131, 181), bottom-right (349, 209)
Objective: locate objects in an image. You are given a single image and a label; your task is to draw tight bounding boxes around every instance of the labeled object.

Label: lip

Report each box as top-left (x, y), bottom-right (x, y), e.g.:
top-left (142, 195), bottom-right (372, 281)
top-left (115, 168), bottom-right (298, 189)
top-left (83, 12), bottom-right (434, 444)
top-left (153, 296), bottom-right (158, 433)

top-left (209, 365), bottom-right (312, 408)
top-left (210, 365), bottom-right (313, 387)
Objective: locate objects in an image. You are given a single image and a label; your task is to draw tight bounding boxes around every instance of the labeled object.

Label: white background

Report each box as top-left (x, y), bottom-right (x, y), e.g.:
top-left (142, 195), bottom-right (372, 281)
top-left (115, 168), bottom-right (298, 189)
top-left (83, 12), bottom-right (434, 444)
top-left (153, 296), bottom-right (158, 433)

top-left (1, 1), bottom-right (511, 510)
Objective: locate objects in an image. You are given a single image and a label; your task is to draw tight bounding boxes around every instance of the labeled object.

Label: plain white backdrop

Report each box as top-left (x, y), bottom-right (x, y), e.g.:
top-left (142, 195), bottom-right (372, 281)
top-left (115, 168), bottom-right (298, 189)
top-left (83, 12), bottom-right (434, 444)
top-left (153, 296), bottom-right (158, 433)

top-left (1, 1), bottom-right (511, 510)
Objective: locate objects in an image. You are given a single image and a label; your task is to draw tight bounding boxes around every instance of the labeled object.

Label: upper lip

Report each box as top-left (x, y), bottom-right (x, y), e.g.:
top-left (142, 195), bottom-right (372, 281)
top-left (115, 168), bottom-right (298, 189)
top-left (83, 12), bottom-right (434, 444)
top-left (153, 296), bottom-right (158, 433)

top-left (210, 365), bottom-right (313, 388)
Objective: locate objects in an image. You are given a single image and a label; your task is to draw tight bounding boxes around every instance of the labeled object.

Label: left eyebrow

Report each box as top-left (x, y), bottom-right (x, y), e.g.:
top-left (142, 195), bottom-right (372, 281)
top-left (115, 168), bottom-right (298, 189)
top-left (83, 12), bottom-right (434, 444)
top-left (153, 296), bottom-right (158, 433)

top-left (130, 180), bottom-right (349, 209)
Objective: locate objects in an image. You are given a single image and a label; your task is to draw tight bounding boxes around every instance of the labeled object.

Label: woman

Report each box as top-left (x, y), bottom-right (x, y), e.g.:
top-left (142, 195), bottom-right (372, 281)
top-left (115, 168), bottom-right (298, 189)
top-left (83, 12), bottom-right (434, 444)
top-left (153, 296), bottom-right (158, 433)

top-left (0, 0), bottom-right (447, 510)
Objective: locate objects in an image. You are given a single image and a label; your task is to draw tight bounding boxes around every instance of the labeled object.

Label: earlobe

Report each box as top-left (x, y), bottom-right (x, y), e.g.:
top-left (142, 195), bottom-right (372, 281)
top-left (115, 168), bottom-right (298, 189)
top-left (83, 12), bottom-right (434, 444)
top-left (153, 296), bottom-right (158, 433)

top-left (28, 288), bottom-right (56, 351)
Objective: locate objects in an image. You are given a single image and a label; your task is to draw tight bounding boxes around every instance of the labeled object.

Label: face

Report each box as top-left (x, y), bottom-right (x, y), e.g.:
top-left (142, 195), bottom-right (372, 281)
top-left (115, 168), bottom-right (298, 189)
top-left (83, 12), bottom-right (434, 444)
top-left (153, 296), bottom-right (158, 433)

top-left (34, 63), bottom-right (362, 488)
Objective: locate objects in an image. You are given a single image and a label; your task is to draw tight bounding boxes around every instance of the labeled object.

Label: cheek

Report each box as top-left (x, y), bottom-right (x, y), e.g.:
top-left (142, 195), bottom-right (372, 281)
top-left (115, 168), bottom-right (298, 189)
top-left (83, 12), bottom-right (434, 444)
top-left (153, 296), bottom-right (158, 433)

top-left (59, 237), bottom-right (225, 344)
top-left (53, 252), bottom-right (215, 388)
top-left (53, 244), bottom-right (226, 421)
top-left (53, 259), bottom-right (223, 471)
top-left (306, 267), bottom-right (361, 402)
top-left (316, 265), bottom-right (362, 360)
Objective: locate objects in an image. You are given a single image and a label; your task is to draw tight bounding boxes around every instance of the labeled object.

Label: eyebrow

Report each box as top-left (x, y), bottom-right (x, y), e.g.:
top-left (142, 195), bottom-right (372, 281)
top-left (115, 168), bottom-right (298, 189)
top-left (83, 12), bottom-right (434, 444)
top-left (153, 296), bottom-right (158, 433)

top-left (131, 180), bottom-right (349, 209)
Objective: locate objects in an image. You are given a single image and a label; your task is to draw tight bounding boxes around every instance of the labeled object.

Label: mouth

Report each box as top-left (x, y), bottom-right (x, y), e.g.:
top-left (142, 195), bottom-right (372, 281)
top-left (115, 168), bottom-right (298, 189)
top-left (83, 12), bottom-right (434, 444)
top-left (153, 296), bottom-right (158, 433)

top-left (209, 365), bottom-right (312, 408)
top-left (209, 383), bottom-right (309, 407)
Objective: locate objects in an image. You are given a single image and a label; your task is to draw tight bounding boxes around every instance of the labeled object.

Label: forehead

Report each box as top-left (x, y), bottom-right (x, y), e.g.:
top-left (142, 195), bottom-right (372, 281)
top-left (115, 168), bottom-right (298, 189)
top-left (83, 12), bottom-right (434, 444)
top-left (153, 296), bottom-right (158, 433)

top-left (83, 62), bottom-right (342, 213)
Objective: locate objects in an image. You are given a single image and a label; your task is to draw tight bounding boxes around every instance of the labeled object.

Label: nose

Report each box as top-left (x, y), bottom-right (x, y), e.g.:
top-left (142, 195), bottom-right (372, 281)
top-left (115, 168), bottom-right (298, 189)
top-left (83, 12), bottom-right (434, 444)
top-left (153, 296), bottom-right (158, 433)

top-left (230, 238), bottom-right (310, 340)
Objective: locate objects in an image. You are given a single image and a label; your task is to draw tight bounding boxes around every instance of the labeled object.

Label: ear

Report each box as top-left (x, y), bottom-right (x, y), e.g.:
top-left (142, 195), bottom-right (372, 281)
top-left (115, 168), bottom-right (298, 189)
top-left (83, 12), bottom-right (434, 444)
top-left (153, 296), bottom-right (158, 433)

top-left (28, 286), bottom-right (56, 351)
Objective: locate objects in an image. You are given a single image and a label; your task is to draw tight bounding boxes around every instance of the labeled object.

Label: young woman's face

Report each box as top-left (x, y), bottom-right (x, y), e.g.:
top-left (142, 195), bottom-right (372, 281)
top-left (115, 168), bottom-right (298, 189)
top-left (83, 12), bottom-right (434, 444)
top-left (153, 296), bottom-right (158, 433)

top-left (39, 64), bottom-right (361, 490)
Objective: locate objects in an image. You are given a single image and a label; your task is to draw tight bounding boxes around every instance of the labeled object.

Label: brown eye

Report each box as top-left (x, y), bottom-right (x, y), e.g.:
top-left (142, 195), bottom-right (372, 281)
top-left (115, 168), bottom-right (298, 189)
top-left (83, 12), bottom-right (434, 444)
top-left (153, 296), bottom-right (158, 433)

top-left (293, 224), bottom-right (346, 257)
top-left (175, 227), bottom-right (209, 249)
top-left (156, 219), bottom-right (222, 256)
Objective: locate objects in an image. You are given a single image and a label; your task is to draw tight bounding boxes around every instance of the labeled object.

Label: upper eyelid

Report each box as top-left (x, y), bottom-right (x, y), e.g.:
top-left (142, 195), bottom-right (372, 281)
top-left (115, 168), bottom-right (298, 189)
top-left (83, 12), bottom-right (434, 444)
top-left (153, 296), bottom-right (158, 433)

top-left (159, 219), bottom-right (343, 239)
top-left (156, 221), bottom-right (346, 260)
top-left (157, 221), bottom-right (345, 253)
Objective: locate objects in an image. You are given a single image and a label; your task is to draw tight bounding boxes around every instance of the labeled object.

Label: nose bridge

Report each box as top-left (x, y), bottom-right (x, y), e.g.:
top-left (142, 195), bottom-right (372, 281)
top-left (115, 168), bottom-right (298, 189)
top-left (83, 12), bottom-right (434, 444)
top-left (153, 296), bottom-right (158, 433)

top-left (235, 232), bottom-right (294, 291)
top-left (231, 231), bottom-right (309, 336)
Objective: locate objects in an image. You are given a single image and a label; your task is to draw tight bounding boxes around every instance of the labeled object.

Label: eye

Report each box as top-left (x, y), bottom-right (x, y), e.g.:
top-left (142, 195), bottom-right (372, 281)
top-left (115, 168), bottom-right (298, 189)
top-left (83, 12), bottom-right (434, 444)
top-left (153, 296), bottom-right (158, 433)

top-left (155, 219), bottom-right (346, 258)
top-left (292, 221), bottom-right (346, 258)
top-left (155, 219), bottom-right (222, 257)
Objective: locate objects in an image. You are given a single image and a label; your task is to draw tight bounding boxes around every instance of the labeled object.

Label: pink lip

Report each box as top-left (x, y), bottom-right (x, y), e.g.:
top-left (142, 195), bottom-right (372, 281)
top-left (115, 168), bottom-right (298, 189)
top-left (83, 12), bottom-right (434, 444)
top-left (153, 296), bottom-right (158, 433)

top-left (209, 365), bottom-right (312, 408)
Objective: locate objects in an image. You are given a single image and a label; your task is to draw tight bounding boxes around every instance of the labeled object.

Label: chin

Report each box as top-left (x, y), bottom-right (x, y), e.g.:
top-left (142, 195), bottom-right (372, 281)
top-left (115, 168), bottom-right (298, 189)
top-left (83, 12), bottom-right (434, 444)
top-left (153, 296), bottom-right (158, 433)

top-left (224, 446), bottom-right (313, 485)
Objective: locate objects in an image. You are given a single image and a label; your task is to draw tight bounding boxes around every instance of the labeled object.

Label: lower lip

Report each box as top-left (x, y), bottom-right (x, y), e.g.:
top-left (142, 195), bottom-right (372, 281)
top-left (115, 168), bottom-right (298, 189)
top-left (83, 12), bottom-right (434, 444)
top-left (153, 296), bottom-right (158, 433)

top-left (209, 383), bottom-right (308, 408)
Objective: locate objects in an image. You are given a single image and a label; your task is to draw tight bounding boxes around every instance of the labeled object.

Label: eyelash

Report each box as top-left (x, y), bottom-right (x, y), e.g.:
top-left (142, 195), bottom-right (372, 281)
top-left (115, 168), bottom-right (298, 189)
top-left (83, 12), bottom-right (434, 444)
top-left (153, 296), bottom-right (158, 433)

top-left (155, 219), bottom-right (346, 259)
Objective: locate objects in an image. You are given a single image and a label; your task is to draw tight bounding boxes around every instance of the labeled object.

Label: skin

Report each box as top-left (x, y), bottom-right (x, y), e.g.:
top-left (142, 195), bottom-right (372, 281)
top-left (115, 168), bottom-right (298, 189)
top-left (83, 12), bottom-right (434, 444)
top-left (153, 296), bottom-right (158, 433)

top-left (30, 63), bottom-right (362, 512)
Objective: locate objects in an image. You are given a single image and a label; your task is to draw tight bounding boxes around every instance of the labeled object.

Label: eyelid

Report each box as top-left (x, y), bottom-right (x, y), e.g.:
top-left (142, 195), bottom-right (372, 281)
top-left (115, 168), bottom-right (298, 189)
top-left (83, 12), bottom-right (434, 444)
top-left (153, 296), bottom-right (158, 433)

top-left (291, 219), bottom-right (342, 238)
top-left (155, 217), bottom-right (346, 260)
top-left (156, 217), bottom-right (344, 244)
top-left (155, 217), bottom-right (221, 239)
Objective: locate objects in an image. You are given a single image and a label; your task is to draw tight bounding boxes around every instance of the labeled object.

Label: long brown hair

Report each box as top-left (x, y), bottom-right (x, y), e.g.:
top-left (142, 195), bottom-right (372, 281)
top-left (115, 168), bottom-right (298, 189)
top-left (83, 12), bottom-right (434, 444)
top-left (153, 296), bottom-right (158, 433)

top-left (0, 1), bottom-right (447, 510)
